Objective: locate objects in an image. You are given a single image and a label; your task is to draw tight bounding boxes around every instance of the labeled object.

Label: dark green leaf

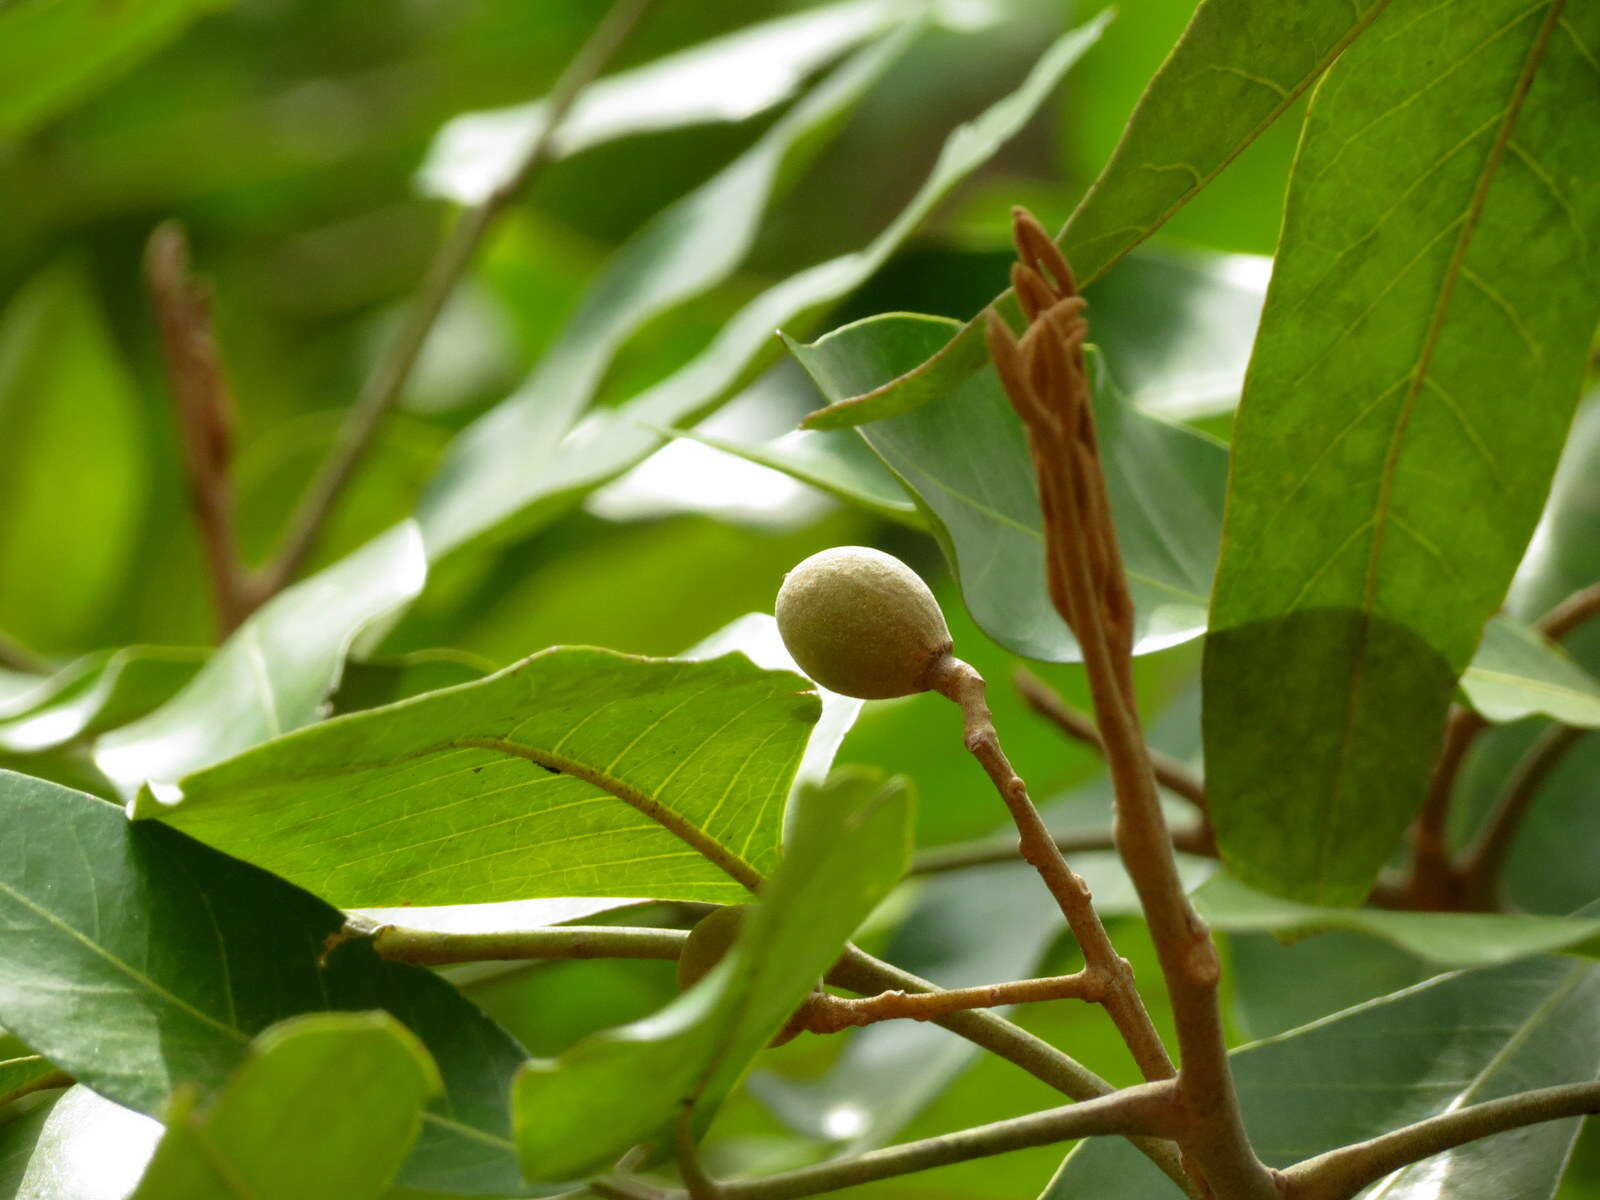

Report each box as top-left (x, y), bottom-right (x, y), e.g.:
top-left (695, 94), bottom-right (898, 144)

top-left (130, 1013), bottom-right (441, 1200)
top-left (0, 262), bottom-right (149, 654)
top-left (1203, 0), bottom-right (1600, 904)
top-left (95, 523), bottom-right (428, 793)
top-left (331, 650), bottom-right (494, 716)
top-left (0, 770), bottom-right (530, 1194)
top-left (136, 649), bottom-right (819, 907)
top-left (513, 767), bottom-right (914, 1182)
top-left (790, 314), bottom-right (1227, 660)
top-left (1049, 957), bottom-right (1600, 1198)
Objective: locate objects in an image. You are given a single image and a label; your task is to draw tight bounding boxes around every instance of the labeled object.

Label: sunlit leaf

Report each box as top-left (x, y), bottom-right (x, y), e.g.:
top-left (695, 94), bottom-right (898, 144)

top-left (95, 522), bottom-right (428, 794)
top-left (1460, 616), bottom-right (1600, 728)
top-left (0, 646), bottom-right (206, 754)
top-left (135, 649), bottom-right (819, 907)
top-left (1049, 957), bottom-right (1600, 1198)
top-left (0, 770), bottom-right (530, 1193)
top-left (514, 767), bottom-right (913, 1182)
top-left (1203, 0), bottom-right (1600, 904)
top-left (130, 1013), bottom-right (441, 1200)
top-left (0, 1086), bottom-right (161, 1200)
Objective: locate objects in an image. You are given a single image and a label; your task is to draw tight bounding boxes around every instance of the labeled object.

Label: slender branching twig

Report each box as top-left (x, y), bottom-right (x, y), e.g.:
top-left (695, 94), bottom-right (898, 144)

top-left (799, 971), bottom-right (1107, 1033)
top-left (258, 0), bottom-right (654, 596)
top-left (1537, 580), bottom-right (1600, 642)
top-left (909, 823), bottom-right (1214, 876)
top-left (987, 208), bottom-right (1279, 1199)
top-left (144, 222), bottom-right (255, 636)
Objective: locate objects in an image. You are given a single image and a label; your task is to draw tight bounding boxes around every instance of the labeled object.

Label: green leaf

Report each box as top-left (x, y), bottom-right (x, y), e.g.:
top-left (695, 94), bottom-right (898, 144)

top-left (417, 16), bottom-right (1108, 557)
top-left (513, 767), bottom-right (914, 1182)
top-left (331, 650), bottom-right (494, 716)
top-left (1203, 0), bottom-right (1600, 905)
top-left (0, 1030), bottom-right (60, 1103)
top-left (1048, 957), bottom-right (1600, 1198)
top-left (130, 1013), bottom-right (441, 1200)
top-left (0, 770), bottom-right (531, 1194)
top-left (418, 25), bottom-right (918, 558)
top-left (418, 0), bottom-right (917, 204)
top-left (95, 522), bottom-right (428, 794)
top-left (1460, 616), bottom-right (1600, 727)
top-left (0, 261), bottom-right (149, 654)
top-left (1195, 874), bottom-right (1600, 968)
top-left (799, 0), bottom-right (1396, 430)
top-left (0, 1086), bottom-right (161, 1199)
top-left (135, 648), bottom-right (820, 907)
top-left (0, 0), bottom-right (217, 137)
top-left (0, 646), bottom-right (207, 754)
top-left (790, 314), bottom-right (1227, 660)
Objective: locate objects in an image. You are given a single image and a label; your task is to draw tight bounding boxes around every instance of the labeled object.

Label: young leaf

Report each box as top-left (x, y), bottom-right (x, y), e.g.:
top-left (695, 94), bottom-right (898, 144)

top-left (513, 767), bottom-right (914, 1182)
top-left (95, 522), bottom-right (428, 794)
top-left (134, 649), bottom-right (820, 907)
top-left (1048, 957), bottom-right (1600, 1198)
top-left (130, 1013), bottom-right (441, 1200)
top-left (1194, 874), bottom-right (1600, 969)
top-left (1203, 0), bottom-right (1600, 904)
top-left (0, 770), bottom-right (530, 1194)
top-left (1460, 616), bottom-right (1600, 727)
top-left (790, 314), bottom-right (1227, 661)
top-left (417, 16), bottom-right (1108, 558)
top-left (418, 25), bottom-right (919, 558)
top-left (0, 262), bottom-right (149, 653)
top-left (419, 0), bottom-right (918, 204)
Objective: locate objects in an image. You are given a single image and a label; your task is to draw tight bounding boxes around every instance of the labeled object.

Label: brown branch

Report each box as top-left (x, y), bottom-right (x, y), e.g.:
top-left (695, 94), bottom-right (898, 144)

top-left (1457, 724), bottom-right (1587, 909)
top-left (799, 971), bottom-right (1106, 1034)
top-left (986, 208), bottom-right (1278, 1200)
top-left (144, 222), bottom-right (255, 636)
top-left (0, 1067), bottom-right (74, 1108)
top-left (928, 654), bottom-right (1177, 1087)
top-left (1536, 579), bottom-right (1600, 642)
top-left (1013, 665), bottom-right (1209, 812)
top-left (1280, 1081), bottom-right (1600, 1200)
top-left (910, 823), bottom-right (1214, 876)
top-left (257, 0), bottom-right (654, 596)
top-left (366, 921), bottom-right (686, 966)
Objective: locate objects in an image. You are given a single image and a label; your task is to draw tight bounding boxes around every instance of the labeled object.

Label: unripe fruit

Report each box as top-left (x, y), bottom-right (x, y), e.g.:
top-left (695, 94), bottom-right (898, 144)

top-left (677, 905), bottom-right (746, 993)
top-left (775, 547), bottom-right (953, 700)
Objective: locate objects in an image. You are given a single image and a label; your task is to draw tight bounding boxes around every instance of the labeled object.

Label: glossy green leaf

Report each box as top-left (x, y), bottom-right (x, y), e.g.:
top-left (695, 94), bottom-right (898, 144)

top-left (0, 0), bottom-right (216, 137)
top-left (418, 26), bottom-right (917, 557)
top-left (0, 771), bottom-right (531, 1194)
top-left (419, 0), bottom-right (921, 204)
top-left (799, 0), bottom-right (1395, 430)
top-left (1203, 0), bottom-right (1600, 905)
top-left (1460, 615), bottom-right (1600, 727)
top-left (0, 646), bottom-right (207, 754)
top-left (791, 314), bottom-right (1227, 660)
top-left (135, 649), bottom-right (819, 907)
top-left (417, 16), bottom-right (1107, 557)
top-left (513, 767), bottom-right (914, 1182)
top-left (130, 1013), bottom-right (441, 1200)
top-left (0, 1086), bottom-right (161, 1200)
top-left (0, 261), bottom-right (148, 654)
top-left (95, 522), bottom-right (428, 794)
top-left (1195, 874), bottom-right (1600, 968)
top-left (1049, 957), bottom-right (1600, 1198)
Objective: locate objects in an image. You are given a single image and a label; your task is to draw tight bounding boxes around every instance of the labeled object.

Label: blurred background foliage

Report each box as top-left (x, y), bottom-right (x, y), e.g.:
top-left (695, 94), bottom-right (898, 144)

top-left (1, 0), bottom-right (1594, 1195)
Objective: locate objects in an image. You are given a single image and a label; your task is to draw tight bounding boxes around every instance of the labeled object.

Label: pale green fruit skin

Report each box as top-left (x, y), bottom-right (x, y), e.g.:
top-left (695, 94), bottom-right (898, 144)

top-left (775, 546), bottom-right (952, 700)
top-left (676, 905), bottom-right (746, 992)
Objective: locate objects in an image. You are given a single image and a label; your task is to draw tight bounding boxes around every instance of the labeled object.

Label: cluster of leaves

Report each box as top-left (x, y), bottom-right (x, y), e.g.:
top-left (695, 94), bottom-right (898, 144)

top-left (0, 0), bottom-right (1596, 1198)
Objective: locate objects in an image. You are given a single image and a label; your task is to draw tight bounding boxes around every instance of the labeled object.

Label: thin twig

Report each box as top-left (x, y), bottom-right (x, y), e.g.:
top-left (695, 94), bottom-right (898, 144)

top-left (0, 1068), bottom-right (74, 1108)
top-left (367, 922), bottom-right (686, 966)
top-left (1280, 1080), bottom-right (1600, 1200)
top-left (928, 655), bottom-right (1177, 1087)
top-left (0, 631), bottom-right (49, 675)
top-left (1013, 666), bottom-right (1208, 812)
top-left (258, 0), bottom-right (654, 595)
top-left (800, 971), bottom-right (1106, 1034)
top-left (144, 222), bottom-right (255, 636)
top-left (675, 1103), bottom-right (721, 1200)
top-left (910, 823), bottom-right (1214, 875)
top-left (1457, 724), bottom-right (1587, 909)
top-left (987, 208), bottom-right (1278, 1200)
top-left (1536, 579), bottom-right (1600, 642)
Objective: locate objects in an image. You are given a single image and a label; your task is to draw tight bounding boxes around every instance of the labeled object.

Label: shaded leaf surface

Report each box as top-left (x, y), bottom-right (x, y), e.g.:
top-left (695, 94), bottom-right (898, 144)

top-left (130, 1013), bottom-right (441, 1200)
top-left (0, 771), bottom-right (530, 1194)
top-left (514, 768), bottom-right (913, 1181)
top-left (1049, 957), bottom-right (1600, 1198)
top-left (138, 649), bottom-right (819, 907)
top-left (1203, 0), bottom-right (1600, 904)
top-left (1460, 616), bottom-right (1600, 727)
